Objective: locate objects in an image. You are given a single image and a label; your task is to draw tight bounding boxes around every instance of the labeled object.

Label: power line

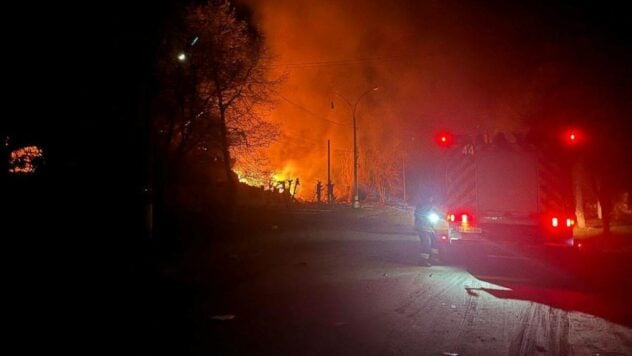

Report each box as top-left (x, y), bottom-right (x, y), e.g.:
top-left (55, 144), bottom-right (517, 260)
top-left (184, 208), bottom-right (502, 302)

top-left (265, 55), bottom-right (409, 69)
top-left (278, 131), bottom-right (351, 153)
top-left (278, 97), bottom-right (421, 152)
top-left (280, 131), bottom-right (322, 145)
top-left (279, 95), bottom-right (349, 126)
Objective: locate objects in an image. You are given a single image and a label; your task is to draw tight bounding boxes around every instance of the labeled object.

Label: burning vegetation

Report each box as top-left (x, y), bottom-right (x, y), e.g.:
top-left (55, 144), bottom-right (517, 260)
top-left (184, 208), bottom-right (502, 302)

top-left (231, 0), bottom-right (632, 207)
top-left (9, 146), bottom-right (44, 174)
top-left (145, 0), bottom-right (631, 212)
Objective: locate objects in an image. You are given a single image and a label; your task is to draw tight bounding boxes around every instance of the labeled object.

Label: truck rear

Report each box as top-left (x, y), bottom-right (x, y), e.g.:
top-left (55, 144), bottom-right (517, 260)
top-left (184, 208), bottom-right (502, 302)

top-left (438, 141), bottom-right (575, 257)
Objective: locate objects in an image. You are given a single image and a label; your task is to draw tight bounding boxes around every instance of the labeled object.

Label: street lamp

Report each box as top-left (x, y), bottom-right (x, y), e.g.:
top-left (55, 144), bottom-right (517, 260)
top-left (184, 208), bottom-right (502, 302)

top-left (333, 86), bottom-right (379, 208)
top-left (177, 37), bottom-right (198, 63)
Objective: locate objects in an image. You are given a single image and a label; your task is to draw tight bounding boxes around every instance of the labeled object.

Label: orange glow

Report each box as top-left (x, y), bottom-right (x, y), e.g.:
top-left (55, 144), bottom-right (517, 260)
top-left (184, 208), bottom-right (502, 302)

top-left (235, 169), bottom-right (262, 186)
top-left (236, 1), bottom-right (532, 201)
top-left (9, 146), bottom-right (43, 174)
top-left (234, 161), bottom-right (301, 195)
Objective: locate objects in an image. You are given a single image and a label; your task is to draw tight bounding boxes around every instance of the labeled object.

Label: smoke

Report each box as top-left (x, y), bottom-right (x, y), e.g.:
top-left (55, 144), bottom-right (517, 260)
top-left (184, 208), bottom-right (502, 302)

top-left (237, 0), bottom-right (615, 200)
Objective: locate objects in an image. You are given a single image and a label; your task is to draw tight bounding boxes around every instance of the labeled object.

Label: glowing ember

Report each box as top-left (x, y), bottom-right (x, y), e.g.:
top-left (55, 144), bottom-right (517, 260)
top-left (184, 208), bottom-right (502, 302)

top-left (9, 146), bottom-right (44, 174)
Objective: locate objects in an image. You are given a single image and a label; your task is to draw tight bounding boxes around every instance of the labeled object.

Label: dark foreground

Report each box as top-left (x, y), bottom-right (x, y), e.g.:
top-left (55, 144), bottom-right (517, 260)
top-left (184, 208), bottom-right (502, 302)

top-left (144, 206), bottom-right (632, 355)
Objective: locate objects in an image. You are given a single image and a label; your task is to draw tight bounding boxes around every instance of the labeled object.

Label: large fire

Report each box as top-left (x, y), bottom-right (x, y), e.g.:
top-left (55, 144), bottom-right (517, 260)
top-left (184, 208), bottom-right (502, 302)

top-left (234, 161), bottom-right (297, 187)
top-left (232, 0), bottom-right (541, 202)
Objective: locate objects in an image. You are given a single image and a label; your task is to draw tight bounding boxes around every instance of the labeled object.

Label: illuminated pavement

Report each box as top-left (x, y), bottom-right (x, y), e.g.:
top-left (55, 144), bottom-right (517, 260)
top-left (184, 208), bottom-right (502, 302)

top-left (162, 208), bottom-right (632, 355)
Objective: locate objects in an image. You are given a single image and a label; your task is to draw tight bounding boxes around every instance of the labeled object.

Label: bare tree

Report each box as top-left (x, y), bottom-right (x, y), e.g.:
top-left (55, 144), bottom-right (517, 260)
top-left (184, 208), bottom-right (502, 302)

top-left (153, 0), bottom-right (280, 192)
top-left (186, 1), bottom-right (279, 188)
top-left (232, 148), bottom-right (274, 187)
top-left (334, 150), bottom-right (353, 202)
top-left (361, 143), bottom-right (403, 205)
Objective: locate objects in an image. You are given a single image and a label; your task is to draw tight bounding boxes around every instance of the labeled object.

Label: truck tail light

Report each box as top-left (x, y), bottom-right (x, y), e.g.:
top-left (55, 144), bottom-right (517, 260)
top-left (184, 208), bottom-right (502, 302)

top-left (548, 215), bottom-right (573, 231)
top-left (447, 211), bottom-right (473, 225)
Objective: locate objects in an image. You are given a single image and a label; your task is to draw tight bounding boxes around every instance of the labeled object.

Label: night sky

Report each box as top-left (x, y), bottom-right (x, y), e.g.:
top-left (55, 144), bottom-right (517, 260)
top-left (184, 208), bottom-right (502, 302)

top-left (3, 1), bottom-right (630, 183)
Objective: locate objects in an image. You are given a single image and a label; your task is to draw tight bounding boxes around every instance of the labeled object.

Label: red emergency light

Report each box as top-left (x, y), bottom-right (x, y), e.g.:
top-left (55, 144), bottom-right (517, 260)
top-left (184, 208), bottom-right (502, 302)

top-left (563, 129), bottom-right (582, 145)
top-left (447, 211), bottom-right (473, 226)
top-left (435, 131), bottom-right (454, 148)
top-left (549, 215), bottom-right (574, 229)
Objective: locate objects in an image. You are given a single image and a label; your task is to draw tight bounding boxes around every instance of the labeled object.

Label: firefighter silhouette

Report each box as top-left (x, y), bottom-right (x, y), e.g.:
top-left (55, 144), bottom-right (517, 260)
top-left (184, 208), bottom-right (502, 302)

top-left (414, 194), bottom-right (438, 266)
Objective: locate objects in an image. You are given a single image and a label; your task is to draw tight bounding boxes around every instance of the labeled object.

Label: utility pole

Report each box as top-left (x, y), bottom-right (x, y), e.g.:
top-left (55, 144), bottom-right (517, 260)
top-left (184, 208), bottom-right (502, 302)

top-left (402, 156), bottom-right (407, 204)
top-left (332, 87), bottom-right (379, 209)
top-left (352, 106), bottom-right (359, 208)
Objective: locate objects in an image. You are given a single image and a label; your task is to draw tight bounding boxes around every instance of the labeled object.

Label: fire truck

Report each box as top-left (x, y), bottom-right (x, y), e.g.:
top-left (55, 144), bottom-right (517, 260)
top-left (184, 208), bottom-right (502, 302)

top-left (433, 133), bottom-right (575, 260)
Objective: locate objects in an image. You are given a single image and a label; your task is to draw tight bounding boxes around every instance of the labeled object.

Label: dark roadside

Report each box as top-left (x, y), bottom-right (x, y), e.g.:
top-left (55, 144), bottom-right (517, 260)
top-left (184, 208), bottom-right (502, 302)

top-left (574, 224), bottom-right (632, 255)
top-left (135, 203), bottom-right (417, 355)
top-left (133, 203), bottom-right (317, 355)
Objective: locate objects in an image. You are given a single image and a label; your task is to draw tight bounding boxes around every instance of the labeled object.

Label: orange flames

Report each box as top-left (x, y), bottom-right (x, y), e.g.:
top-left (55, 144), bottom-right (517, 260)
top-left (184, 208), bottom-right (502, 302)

top-left (234, 0), bottom-right (536, 201)
top-left (9, 146), bottom-right (44, 174)
top-left (233, 1), bottom-right (397, 201)
top-left (234, 161), bottom-right (298, 187)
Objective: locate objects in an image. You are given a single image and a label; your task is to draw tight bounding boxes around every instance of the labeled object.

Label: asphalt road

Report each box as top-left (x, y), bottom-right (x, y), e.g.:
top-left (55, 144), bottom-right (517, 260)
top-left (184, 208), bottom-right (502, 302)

top-left (153, 207), bottom-right (632, 355)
